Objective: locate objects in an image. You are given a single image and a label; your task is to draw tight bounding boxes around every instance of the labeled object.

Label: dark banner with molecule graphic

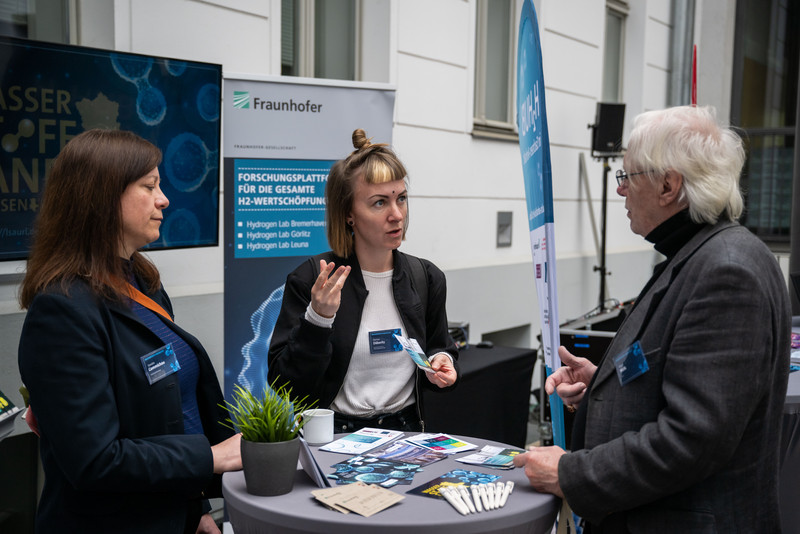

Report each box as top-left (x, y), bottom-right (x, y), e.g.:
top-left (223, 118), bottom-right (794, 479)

top-left (0, 36), bottom-right (221, 260)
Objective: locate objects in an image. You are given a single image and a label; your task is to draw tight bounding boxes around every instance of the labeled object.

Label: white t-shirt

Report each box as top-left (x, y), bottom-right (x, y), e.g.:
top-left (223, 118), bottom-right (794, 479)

top-left (306, 269), bottom-right (415, 417)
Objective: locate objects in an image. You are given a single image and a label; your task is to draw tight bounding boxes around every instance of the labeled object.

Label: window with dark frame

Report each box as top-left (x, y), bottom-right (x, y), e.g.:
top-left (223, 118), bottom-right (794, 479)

top-left (473, 0), bottom-right (516, 140)
top-left (732, 0), bottom-right (799, 249)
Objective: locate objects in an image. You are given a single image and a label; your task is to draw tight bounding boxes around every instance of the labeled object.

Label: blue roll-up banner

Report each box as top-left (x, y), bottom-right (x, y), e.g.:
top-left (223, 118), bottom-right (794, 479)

top-left (517, 1), bottom-right (565, 448)
top-left (222, 76), bottom-right (395, 401)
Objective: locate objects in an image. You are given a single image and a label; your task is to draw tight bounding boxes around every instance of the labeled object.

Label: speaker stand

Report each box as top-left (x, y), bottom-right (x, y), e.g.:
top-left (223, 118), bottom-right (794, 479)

top-left (594, 157), bottom-right (611, 311)
top-left (588, 150), bottom-right (622, 312)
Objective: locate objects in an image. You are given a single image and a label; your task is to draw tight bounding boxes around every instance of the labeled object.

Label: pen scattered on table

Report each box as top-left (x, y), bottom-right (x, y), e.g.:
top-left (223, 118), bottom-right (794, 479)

top-left (439, 482), bottom-right (514, 515)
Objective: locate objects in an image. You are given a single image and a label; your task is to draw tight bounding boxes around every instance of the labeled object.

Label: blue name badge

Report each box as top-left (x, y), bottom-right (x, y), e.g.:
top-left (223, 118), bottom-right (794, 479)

top-left (613, 340), bottom-right (649, 386)
top-left (140, 343), bottom-right (180, 385)
top-left (369, 328), bottom-right (402, 354)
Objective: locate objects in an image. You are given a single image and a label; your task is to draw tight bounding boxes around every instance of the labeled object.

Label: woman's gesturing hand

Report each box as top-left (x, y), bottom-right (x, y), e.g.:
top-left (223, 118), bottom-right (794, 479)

top-left (310, 260), bottom-right (352, 318)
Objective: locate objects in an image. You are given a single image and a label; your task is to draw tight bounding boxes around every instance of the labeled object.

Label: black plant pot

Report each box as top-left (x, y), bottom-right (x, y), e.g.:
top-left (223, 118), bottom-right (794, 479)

top-left (241, 436), bottom-right (301, 496)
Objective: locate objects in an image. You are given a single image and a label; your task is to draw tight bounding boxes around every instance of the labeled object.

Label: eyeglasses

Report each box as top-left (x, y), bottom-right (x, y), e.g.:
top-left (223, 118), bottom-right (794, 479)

top-left (615, 169), bottom-right (653, 187)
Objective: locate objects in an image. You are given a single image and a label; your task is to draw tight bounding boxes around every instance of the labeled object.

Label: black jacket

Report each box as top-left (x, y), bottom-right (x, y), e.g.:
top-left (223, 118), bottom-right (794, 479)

top-left (18, 278), bottom-right (232, 534)
top-left (267, 250), bottom-right (458, 423)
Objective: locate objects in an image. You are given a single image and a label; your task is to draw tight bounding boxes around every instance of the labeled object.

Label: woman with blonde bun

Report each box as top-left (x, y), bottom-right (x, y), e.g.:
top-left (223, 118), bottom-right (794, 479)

top-left (268, 129), bottom-right (458, 432)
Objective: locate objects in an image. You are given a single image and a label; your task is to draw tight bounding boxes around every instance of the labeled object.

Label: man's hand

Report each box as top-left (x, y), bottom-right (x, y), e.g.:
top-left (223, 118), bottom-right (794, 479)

top-left (512, 446), bottom-right (567, 498)
top-left (545, 346), bottom-right (597, 410)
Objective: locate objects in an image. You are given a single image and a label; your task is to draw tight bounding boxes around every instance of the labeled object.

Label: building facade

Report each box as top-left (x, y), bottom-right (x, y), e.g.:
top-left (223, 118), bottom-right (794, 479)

top-left (0, 0), bottom-right (796, 382)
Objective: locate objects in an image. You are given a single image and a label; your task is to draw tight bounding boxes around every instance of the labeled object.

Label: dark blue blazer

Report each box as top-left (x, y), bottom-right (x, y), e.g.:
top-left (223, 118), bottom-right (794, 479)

top-left (18, 278), bottom-right (232, 534)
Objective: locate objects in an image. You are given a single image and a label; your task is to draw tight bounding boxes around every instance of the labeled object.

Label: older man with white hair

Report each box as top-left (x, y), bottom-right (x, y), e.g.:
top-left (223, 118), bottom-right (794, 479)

top-left (514, 105), bottom-right (790, 533)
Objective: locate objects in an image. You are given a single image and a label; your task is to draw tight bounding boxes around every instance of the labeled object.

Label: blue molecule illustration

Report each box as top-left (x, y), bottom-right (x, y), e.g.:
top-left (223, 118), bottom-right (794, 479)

top-left (197, 83), bottom-right (220, 122)
top-left (165, 60), bottom-right (188, 76)
top-left (110, 54), bottom-right (153, 81)
top-left (164, 132), bottom-right (216, 192)
top-left (109, 53), bottom-right (167, 126)
top-left (137, 86), bottom-right (167, 126)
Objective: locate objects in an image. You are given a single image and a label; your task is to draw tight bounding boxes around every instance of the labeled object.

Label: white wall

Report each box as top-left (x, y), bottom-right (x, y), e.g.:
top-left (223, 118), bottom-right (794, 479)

top-left (1, 0), bottom-right (746, 395)
top-left (389, 0), bottom-right (668, 348)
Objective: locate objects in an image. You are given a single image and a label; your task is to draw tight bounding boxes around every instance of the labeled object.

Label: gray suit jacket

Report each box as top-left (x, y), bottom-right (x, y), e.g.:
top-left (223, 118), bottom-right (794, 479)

top-left (560, 221), bottom-right (790, 533)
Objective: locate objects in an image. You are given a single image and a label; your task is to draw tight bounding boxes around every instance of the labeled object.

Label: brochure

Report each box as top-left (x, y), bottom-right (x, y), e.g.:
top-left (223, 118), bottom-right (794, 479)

top-left (406, 470), bottom-right (502, 499)
top-left (404, 433), bottom-right (478, 455)
top-left (0, 388), bottom-right (20, 421)
top-left (455, 445), bottom-right (524, 469)
top-left (364, 440), bottom-right (447, 466)
top-left (0, 388), bottom-right (22, 440)
top-left (319, 427), bottom-right (403, 455)
top-left (327, 455), bottom-right (426, 487)
top-left (393, 334), bottom-right (435, 374)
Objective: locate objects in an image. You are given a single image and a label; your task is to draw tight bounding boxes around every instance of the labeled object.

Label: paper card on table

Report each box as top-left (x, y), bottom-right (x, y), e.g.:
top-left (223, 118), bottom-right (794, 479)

top-left (312, 481), bottom-right (404, 517)
top-left (404, 433), bottom-right (478, 454)
top-left (338, 483), bottom-right (404, 517)
top-left (319, 427), bottom-right (403, 454)
top-left (455, 445), bottom-right (524, 469)
top-left (311, 485), bottom-right (356, 514)
top-left (393, 334), bottom-right (436, 374)
top-left (299, 438), bottom-right (332, 488)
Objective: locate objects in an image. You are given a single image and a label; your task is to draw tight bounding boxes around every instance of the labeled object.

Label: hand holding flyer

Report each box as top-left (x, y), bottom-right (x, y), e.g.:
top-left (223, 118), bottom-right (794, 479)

top-left (393, 334), bottom-right (435, 374)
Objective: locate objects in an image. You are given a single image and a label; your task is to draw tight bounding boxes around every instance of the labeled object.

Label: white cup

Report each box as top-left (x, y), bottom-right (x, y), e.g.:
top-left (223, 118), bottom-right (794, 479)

top-left (300, 408), bottom-right (334, 445)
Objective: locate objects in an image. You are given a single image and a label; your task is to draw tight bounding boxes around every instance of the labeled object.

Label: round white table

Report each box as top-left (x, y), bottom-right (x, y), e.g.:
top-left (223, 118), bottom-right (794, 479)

top-left (223, 435), bottom-right (559, 534)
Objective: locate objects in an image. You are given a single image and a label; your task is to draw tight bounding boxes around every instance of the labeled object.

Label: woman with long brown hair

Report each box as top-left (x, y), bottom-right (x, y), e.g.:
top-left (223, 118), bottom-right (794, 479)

top-left (18, 129), bottom-right (241, 534)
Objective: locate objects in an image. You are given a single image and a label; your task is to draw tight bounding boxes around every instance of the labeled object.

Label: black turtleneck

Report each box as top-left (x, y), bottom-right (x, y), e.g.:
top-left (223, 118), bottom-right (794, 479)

top-left (645, 208), bottom-right (706, 259)
top-left (632, 209), bottom-right (706, 304)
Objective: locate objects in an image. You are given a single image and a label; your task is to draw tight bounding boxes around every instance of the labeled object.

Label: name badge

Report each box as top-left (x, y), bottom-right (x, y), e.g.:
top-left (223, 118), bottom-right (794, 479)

top-left (140, 343), bottom-right (180, 385)
top-left (613, 340), bottom-right (649, 386)
top-left (369, 328), bottom-right (402, 354)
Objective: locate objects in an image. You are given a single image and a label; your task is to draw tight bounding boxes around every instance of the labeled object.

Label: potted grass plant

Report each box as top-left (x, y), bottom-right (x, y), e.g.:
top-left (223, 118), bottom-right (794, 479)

top-left (222, 377), bottom-right (316, 496)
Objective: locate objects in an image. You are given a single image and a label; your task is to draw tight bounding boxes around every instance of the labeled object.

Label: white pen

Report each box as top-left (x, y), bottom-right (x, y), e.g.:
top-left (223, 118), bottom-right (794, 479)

top-left (494, 482), bottom-right (504, 508)
top-left (471, 485), bottom-right (483, 512)
top-left (486, 482), bottom-right (496, 509)
top-left (478, 484), bottom-right (490, 510)
top-left (458, 485), bottom-right (477, 514)
top-left (441, 486), bottom-right (470, 515)
top-left (494, 482), bottom-right (505, 507)
top-left (499, 480), bottom-right (514, 507)
top-left (450, 486), bottom-right (471, 514)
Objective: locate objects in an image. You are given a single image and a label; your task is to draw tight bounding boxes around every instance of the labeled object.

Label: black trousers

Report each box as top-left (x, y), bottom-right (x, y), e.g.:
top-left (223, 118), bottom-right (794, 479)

top-left (333, 404), bottom-right (422, 433)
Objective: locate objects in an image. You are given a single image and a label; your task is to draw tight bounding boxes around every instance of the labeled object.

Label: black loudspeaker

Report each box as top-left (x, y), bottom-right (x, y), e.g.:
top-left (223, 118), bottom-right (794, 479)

top-left (591, 102), bottom-right (625, 154)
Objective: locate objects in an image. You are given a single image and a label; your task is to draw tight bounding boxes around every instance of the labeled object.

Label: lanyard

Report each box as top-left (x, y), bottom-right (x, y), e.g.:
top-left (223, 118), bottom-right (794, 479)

top-left (125, 283), bottom-right (172, 322)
